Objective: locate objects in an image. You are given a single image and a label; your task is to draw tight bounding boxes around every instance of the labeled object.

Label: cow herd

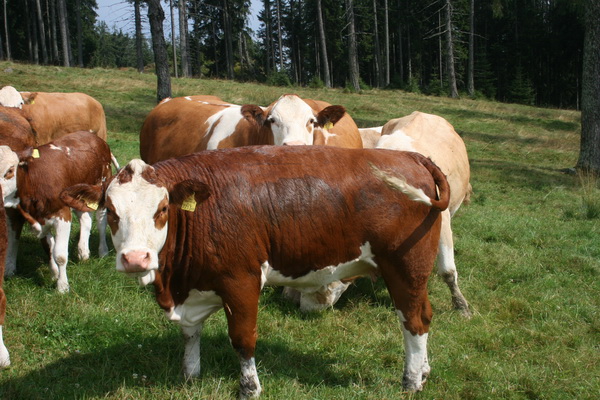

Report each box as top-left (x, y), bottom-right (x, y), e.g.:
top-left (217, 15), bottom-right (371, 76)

top-left (0, 86), bottom-right (472, 398)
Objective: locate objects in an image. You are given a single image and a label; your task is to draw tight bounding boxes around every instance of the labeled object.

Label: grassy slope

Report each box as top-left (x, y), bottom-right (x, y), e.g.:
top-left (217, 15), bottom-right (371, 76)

top-left (0, 61), bottom-right (598, 399)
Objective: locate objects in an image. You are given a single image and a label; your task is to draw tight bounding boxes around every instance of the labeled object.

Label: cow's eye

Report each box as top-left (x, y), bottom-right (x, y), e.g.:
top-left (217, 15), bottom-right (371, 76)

top-left (4, 167), bottom-right (14, 179)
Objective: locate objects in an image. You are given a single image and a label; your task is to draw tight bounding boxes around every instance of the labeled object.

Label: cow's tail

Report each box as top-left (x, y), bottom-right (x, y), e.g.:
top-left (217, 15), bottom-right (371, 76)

top-left (370, 160), bottom-right (450, 211)
top-left (110, 153), bottom-right (121, 171)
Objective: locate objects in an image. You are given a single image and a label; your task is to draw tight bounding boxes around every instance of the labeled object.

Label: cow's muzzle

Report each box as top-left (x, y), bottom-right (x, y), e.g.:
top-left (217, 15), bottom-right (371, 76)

top-left (120, 250), bottom-right (152, 273)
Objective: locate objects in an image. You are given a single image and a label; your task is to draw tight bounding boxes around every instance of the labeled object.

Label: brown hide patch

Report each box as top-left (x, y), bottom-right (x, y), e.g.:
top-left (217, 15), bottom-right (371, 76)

top-left (105, 196), bottom-right (120, 234)
top-left (153, 196), bottom-right (169, 230)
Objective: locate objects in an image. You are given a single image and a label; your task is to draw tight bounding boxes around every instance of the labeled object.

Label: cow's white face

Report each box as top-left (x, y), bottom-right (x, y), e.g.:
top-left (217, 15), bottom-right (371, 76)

top-left (0, 146), bottom-right (20, 208)
top-left (105, 159), bottom-right (169, 285)
top-left (0, 86), bottom-right (24, 108)
top-left (268, 95), bottom-right (317, 146)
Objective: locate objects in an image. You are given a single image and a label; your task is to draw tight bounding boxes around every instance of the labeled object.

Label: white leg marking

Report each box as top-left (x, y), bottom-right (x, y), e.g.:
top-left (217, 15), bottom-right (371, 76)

top-left (96, 208), bottom-right (109, 257)
top-left (75, 211), bottom-right (92, 261)
top-left (0, 326), bottom-right (9, 368)
top-left (239, 357), bottom-right (262, 399)
top-left (181, 324), bottom-right (202, 379)
top-left (436, 210), bottom-right (470, 315)
top-left (397, 310), bottom-right (429, 392)
top-left (52, 218), bottom-right (72, 293)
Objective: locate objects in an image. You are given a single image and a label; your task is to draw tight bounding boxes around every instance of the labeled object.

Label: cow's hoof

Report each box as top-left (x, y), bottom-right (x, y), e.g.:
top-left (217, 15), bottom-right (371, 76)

top-left (57, 282), bottom-right (70, 293)
top-left (239, 376), bottom-right (261, 399)
top-left (0, 346), bottom-right (10, 368)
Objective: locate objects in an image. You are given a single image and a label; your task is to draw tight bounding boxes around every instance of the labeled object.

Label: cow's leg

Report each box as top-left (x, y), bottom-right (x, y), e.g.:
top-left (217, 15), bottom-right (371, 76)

top-left (75, 210), bottom-right (92, 261)
top-left (222, 286), bottom-right (262, 399)
top-left (4, 208), bottom-right (23, 277)
top-left (379, 259), bottom-right (433, 392)
top-left (0, 286), bottom-right (9, 368)
top-left (181, 324), bottom-right (203, 379)
top-left (436, 210), bottom-right (471, 317)
top-left (95, 208), bottom-right (109, 257)
top-left (51, 213), bottom-right (72, 293)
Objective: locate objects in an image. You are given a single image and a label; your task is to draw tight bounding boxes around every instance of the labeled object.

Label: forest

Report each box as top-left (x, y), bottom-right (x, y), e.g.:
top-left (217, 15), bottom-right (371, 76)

top-left (0, 0), bottom-right (586, 109)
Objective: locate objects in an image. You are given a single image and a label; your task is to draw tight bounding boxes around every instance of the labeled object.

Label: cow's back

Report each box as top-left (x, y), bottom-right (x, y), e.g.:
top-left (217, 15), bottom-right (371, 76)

top-left (140, 96), bottom-right (259, 164)
top-left (302, 99), bottom-right (363, 148)
top-left (380, 112), bottom-right (471, 213)
top-left (21, 92), bottom-right (107, 144)
top-left (156, 146), bottom-right (440, 303)
top-left (17, 131), bottom-right (112, 219)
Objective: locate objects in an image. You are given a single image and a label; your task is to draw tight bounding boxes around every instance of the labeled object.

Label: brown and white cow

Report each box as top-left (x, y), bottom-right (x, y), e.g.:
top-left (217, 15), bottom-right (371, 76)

top-left (362, 111), bottom-right (472, 316)
top-left (139, 94), bottom-right (360, 164)
top-left (139, 95), bottom-right (269, 163)
top-left (19, 91), bottom-right (107, 145)
top-left (0, 106), bottom-right (38, 277)
top-left (0, 131), bottom-right (114, 291)
top-left (62, 145), bottom-right (450, 397)
top-left (0, 187), bottom-right (10, 368)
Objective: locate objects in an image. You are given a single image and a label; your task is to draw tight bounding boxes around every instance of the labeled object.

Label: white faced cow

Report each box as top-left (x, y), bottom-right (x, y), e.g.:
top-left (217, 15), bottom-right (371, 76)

top-left (62, 145), bottom-right (451, 397)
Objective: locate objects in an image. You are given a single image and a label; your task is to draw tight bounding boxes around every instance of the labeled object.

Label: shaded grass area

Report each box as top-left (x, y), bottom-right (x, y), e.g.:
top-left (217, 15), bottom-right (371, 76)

top-left (0, 61), bottom-right (598, 399)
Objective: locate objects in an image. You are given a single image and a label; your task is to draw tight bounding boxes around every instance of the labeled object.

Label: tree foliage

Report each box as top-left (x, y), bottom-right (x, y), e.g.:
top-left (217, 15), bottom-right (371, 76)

top-left (0, 0), bottom-right (586, 108)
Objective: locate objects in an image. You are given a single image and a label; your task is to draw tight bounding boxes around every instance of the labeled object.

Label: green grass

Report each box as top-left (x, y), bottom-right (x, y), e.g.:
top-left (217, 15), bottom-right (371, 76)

top-left (0, 61), bottom-right (598, 399)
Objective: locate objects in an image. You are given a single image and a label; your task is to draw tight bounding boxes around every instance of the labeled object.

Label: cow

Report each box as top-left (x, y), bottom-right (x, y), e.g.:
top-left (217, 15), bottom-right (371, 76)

top-left (355, 112), bottom-right (472, 316)
top-left (0, 187), bottom-right (10, 368)
top-left (139, 94), bottom-right (361, 164)
top-left (0, 86), bottom-right (24, 109)
top-left (0, 106), bottom-right (38, 277)
top-left (359, 126), bottom-right (382, 148)
top-left (19, 91), bottom-right (107, 145)
top-left (0, 131), bottom-right (114, 291)
top-left (61, 145), bottom-right (450, 397)
top-left (139, 95), bottom-right (269, 164)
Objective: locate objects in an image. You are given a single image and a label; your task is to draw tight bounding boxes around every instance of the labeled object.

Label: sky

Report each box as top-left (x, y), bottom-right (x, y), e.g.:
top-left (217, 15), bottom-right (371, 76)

top-left (95, 0), bottom-right (261, 36)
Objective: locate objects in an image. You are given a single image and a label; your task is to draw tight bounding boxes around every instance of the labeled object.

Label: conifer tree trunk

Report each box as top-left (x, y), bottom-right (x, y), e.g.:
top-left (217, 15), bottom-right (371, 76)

top-left (57, 0), bottom-right (70, 66)
top-left (178, 0), bottom-right (190, 77)
top-left (345, 0), bottom-right (360, 92)
top-left (50, 0), bottom-right (59, 62)
top-left (146, 0), bottom-right (172, 102)
top-left (445, 0), bottom-right (458, 98)
top-left (35, 0), bottom-right (48, 64)
top-left (3, 0), bottom-right (10, 60)
top-left (467, 0), bottom-right (475, 96)
top-left (76, 0), bottom-right (83, 67)
top-left (135, 0), bottom-right (144, 73)
top-left (223, 0), bottom-right (234, 79)
top-left (316, 0), bottom-right (330, 87)
top-left (372, 0), bottom-right (382, 87)
top-left (576, 0), bottom-right (600, 174)
top-left (264, 0), bottom-right (272, 75)
top-left (384, 0), bottom-right (389, 86)
top-left (275, 0), bottom-right (283, 71)
top-left (169, 0), bottom-right (178, 77)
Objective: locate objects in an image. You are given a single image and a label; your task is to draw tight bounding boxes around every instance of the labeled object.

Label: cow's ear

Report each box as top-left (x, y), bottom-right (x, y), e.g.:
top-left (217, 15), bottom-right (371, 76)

top-left (317, 105), bottom-right (346, 128)
top-left (23, 92), bottom-right (38, 105)
top-left (241, 104), bottom-right (268, 126)
top-left (60, 184), bottom-right (104, 212)
top-left (169, 179), bottom-right (211, 210)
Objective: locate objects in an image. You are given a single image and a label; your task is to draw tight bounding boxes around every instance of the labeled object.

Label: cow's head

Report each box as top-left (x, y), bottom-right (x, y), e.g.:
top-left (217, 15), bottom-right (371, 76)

top-left (0, 145), bottom-right (21, 207)
top-left (0, 86), bottom-right (24, 109)
top-left (241, 94), bottom-right (346, 146)
top-left (61, 159), bottom-right (210, 286)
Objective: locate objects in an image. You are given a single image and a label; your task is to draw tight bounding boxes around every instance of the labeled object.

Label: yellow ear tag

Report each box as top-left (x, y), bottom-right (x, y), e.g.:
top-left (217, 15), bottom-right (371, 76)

top-left (181, 195), bottom-right (197, 212)
top-left (323, 122), bottom-right (334, 130)
top-left (86, 201), bottom-right (98, 211)
top-left (32, 149), bottom-right (40, 158)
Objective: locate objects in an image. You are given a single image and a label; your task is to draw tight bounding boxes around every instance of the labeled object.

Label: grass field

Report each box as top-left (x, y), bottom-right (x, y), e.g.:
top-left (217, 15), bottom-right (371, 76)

top-left (0, 61), bottom-right (598, 399)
